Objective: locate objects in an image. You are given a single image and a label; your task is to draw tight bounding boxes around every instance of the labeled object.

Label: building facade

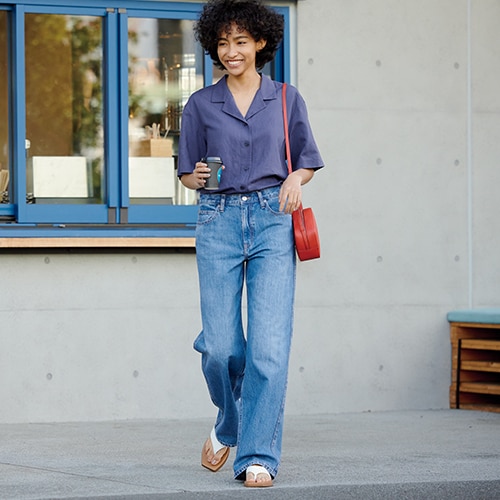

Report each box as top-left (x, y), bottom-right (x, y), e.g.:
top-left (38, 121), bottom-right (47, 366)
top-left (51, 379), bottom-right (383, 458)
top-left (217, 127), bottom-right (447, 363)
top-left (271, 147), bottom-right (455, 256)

top-left (1, 0), bottom-right (499, 423)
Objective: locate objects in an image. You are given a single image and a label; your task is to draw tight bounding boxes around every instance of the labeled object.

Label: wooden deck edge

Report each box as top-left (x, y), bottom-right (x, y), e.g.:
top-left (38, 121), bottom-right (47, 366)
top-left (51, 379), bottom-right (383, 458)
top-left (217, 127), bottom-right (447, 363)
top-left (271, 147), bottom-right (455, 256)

top-left (0, 237), bottom-right (196, 249)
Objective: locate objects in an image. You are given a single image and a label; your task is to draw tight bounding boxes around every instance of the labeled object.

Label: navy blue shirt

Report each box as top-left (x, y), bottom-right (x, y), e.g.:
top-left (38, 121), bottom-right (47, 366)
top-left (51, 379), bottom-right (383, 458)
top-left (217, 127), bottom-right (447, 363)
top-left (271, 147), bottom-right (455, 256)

top-left (178, 74), bottom-right (324, 194)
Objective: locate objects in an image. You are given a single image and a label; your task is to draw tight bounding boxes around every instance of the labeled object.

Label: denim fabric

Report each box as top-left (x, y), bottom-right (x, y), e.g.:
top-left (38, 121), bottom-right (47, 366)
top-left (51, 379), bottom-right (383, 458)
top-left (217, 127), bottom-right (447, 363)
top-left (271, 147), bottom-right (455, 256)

top-left (194, 186), bottom-right (296, 479)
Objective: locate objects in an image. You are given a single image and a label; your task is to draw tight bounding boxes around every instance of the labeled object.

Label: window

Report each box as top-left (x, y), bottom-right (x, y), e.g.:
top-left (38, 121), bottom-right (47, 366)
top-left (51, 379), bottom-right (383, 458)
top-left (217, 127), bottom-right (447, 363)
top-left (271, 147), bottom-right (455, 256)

top-left (25, 13), bottom-right (105, 205)
top-left (0, 1), bottom-right (289, 240)
top-left (126, 15), bottom-right (205, 223)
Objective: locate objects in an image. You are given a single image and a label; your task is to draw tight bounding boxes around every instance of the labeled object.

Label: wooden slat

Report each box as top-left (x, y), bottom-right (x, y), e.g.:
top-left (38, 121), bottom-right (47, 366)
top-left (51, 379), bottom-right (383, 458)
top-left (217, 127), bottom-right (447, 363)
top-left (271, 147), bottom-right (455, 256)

top-left (461, 339), bottom-right (500, 351)
top-left (457, 391), bottom-right (499, 404)
top-left (0, 237), bottom-right (196, 248)
top-left (450, 324), bottom-right (500, 346)
top-left (451, 322), bottom-right (500, 329)
top-left (458, 370), bottom-right (499, 383)
top-left (460, 349), bottom-right (500, 362)
top-left (458, 403), bottom-right (500, 413)
top-left (460, 382), bottom-right (500, 396)
top-left (461, 361), bottom-right (500, 373)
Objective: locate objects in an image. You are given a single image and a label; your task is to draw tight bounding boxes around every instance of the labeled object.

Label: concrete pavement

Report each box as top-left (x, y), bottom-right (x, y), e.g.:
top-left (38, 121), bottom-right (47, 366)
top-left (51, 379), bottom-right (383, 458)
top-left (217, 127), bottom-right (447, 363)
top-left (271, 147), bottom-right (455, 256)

top-left (0, 410), bottom-right (499, 499)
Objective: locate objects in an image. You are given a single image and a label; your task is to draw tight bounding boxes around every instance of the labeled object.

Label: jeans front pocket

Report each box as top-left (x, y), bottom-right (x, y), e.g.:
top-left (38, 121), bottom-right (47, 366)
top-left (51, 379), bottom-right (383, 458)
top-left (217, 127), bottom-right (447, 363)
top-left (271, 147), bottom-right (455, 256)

top-left (197, 200), bottom-right (220, 226)
top-left (263, 194), bottom-right (286, 217)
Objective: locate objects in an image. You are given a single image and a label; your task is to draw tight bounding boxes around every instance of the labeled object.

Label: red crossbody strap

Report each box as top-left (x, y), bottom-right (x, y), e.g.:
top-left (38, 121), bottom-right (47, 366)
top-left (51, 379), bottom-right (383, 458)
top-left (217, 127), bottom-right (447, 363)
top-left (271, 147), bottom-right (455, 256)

top-left (282, 83), bottom-right (292, 175)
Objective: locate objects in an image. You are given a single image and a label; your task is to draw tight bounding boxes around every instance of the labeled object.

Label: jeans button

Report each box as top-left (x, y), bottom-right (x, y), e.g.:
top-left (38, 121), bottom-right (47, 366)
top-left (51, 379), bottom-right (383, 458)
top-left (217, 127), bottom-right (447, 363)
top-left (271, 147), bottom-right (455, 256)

top-left (242, 196), bottom-right (248, 201)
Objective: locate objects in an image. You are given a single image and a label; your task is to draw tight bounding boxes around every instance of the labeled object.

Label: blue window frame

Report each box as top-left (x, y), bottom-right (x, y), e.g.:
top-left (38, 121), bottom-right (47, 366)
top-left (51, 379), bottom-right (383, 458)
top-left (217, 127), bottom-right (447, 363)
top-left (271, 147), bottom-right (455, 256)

top-left (0, 0), bottom-right (290, 239)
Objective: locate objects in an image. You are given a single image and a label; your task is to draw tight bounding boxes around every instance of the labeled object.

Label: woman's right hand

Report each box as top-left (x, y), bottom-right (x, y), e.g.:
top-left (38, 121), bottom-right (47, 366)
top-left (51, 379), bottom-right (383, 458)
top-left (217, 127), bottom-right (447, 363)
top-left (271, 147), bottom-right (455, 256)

top-left (181, 161), bottom-right (211, 190)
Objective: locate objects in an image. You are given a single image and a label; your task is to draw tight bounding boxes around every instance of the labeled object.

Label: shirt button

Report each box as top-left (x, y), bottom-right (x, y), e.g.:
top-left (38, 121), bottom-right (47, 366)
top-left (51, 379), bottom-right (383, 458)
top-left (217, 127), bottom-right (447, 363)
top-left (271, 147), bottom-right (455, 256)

top-left (244, 141), bottom-right (250, 147)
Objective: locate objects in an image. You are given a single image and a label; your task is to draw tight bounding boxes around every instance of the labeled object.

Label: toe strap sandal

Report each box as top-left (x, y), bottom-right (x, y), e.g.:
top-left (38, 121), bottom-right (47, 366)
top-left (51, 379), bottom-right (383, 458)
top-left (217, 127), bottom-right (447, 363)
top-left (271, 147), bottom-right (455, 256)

top-left (201, 428), bottom-right (230, 472)
top-left (244, 465), bottom-right (273, 488)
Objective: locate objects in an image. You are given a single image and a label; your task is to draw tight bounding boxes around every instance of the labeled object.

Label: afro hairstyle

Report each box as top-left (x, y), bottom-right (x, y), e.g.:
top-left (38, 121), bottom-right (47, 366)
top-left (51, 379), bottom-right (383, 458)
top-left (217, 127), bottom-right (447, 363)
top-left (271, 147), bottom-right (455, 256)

top-left (194, 0), bottom-right (284, 71)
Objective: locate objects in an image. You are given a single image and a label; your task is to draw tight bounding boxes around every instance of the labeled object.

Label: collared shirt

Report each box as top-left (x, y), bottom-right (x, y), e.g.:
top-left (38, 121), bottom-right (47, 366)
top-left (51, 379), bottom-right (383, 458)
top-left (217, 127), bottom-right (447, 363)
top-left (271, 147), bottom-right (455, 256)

top-left (178, 74), bottom-right (324, 194)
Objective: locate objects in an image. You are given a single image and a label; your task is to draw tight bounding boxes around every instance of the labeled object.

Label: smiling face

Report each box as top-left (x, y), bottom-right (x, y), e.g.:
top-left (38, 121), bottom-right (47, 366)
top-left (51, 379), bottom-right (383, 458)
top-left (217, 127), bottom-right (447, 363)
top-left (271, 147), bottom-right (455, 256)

top-left (217, 24), bottom-right (266, 78)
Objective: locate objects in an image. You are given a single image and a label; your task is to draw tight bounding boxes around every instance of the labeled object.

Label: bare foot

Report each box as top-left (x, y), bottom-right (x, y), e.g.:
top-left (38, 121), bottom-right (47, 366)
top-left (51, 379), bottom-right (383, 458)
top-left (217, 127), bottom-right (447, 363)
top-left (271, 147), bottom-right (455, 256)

top-left (244, 465), bottom-right (273, 487)
top-left (203, 437), bottom-right (228, 467)
top-left (246, 470), bottom-right (270, 483)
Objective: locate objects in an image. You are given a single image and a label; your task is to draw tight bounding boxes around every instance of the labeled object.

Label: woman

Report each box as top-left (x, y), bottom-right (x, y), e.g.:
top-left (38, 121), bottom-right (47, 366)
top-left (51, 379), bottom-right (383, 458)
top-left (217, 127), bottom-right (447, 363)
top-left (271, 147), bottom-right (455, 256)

top-left (178, 0), bottom-right (323, 488)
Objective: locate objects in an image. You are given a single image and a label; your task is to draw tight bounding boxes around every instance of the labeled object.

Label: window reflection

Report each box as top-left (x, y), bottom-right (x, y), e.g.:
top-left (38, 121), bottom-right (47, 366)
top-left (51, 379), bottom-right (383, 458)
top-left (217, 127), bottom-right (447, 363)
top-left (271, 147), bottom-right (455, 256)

top-left (128, 18), bottom-right (203, 205)
top-left (25, 14), bottom-right (104, 204)
top-left (0, 12), bottom-right (9, 203)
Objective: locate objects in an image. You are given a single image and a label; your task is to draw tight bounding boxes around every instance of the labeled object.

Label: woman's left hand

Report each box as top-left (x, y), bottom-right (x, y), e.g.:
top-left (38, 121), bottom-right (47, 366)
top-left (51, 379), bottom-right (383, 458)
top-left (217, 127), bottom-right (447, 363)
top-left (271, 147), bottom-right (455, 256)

top-left (279, 168), bottom-right (314, 214)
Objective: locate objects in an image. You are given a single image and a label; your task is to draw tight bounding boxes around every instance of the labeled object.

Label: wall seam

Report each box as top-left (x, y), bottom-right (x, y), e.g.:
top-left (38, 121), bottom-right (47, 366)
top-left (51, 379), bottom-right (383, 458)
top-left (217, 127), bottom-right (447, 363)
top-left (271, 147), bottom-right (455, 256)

top-left (467, 0), bottom-right (473, 308)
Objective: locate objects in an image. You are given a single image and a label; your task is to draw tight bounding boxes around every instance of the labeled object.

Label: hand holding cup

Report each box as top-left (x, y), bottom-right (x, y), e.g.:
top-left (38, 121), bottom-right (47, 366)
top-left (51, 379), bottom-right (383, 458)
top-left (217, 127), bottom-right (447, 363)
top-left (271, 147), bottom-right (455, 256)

top-left (200, 157), bottom-right (223, 190)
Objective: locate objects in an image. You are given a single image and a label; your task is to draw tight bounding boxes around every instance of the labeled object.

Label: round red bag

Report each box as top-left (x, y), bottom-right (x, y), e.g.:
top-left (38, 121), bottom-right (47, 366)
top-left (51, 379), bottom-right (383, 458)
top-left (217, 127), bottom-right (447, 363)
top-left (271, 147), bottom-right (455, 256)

top-left (292, 204), bottom-right (320, 261)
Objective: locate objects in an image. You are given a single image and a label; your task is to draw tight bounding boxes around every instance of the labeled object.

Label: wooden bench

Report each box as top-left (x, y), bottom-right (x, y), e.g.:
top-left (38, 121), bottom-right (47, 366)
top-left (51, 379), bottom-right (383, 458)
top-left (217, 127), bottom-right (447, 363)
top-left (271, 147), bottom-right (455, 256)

top-left (448, 309), bottom-right (500, 413)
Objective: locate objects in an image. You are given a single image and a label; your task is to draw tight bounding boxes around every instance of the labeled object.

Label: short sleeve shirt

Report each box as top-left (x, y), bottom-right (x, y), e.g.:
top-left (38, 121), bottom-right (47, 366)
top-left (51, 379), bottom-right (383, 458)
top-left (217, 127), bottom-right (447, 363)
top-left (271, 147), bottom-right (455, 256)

top-left (178, 74), bottom-right (324, 194)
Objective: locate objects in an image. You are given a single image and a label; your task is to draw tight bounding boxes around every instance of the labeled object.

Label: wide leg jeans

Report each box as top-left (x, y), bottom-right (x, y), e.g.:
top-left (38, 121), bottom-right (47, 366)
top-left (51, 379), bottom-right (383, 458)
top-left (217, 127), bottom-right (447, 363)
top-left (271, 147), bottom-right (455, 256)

top-left (194, 186), bottom-right (296, 480)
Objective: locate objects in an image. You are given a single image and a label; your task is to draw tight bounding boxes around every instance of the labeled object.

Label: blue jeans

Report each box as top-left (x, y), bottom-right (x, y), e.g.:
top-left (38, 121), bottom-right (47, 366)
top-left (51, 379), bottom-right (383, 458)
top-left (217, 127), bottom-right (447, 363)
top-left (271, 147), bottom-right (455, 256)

top-left (194, 186), bottom-right (296, 480)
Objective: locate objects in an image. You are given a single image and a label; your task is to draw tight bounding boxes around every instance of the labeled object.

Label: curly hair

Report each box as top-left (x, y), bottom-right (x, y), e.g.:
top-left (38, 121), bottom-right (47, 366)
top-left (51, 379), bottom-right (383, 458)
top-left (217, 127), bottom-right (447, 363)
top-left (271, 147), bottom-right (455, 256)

top-left (194, 0), bottom-right (284, 71)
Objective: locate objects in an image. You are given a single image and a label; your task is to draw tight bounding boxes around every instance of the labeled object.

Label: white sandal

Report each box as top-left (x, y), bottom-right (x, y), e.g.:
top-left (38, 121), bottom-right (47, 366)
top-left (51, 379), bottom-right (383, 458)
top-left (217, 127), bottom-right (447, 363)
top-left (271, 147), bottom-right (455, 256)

top-left (244, 465), bottom-right (273, 488)
top-left (201, 428), bottom-right (230, 472)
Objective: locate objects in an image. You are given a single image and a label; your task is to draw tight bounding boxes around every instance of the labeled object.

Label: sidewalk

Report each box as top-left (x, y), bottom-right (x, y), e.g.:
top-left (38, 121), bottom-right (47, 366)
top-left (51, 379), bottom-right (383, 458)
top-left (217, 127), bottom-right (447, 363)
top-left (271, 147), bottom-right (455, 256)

top-left (1, 410), bottom-right (499, 499)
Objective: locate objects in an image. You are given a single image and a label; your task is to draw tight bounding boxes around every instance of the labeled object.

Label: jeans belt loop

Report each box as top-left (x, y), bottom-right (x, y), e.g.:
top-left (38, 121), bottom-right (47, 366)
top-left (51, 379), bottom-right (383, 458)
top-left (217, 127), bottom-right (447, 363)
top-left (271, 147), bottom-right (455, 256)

top-left (220, 194), bottom-right (226, 212)
top-left (257, 190), bottom-right (266, 209)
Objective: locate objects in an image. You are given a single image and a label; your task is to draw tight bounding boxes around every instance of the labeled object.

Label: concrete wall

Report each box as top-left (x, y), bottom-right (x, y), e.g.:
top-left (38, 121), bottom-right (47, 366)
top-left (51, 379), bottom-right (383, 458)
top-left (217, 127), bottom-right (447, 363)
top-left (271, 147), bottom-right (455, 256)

top-left (1, 0), bottom-right (499, 423)
top-left (290, 0), bottom-right (500, 414)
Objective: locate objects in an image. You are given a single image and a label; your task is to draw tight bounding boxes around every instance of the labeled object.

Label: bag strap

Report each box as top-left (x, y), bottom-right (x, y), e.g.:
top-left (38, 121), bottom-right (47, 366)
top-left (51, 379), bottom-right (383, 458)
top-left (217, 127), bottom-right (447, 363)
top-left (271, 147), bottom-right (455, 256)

top-left (282, 83), bottom-right (292, 175)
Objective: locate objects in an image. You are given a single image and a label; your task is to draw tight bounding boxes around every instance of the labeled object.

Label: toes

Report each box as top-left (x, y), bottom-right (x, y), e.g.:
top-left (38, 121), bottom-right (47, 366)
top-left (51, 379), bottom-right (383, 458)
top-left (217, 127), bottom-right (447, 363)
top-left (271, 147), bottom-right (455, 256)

top-left (204, 439), bottom-right (215, 463)
top-left (247, 470), bottom-right (270, 483)
top-left (212, 450), bottom-right (223, 465)
top-left (204, 438), bottom-right (226, 465)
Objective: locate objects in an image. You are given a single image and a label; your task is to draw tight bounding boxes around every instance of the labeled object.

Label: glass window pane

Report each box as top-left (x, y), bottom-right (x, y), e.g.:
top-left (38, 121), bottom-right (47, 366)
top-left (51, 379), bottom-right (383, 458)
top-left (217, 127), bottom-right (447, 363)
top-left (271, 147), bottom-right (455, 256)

top-left (25, 14), bottom-right (104, 204)
top-left (128, 18), bottom-right (203, 205)
top-left (0, 11), bottom-right (9, 204)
